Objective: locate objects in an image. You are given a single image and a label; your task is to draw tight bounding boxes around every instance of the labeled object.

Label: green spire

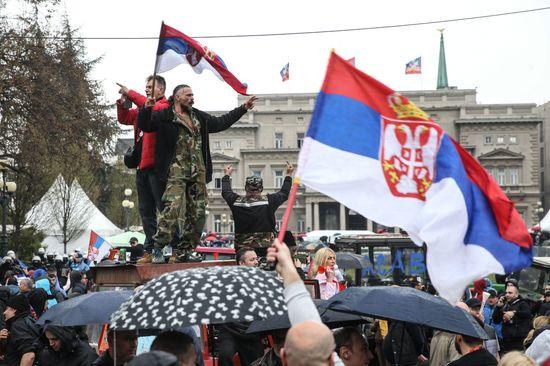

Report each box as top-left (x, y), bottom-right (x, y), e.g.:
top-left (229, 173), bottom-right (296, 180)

top-left (437, 30), bottom-right (448, 89)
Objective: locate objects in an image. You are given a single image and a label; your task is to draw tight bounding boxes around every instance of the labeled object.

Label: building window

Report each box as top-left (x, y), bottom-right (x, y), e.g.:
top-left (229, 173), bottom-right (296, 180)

top-left (275, 117), bottom-right (283, 121)
top-left (497, 168), bottom-right (505, 185)
top-left (276, 216), bottom-right (283, 231)
top-left (274, 170), bottom-right (284, 188)
top-left (225, 140), bottom-right (232, 148)
top-left (485, 136), bottom-right (492, 144)
top-left (297, 133), bottom-right (304, 148)
top-left (214, 215), bottom-right (221, 233)
top-left (251, 169), bottom-right (262, 178)
top-left (297, 219), bottom-right (305, 232)
top-left (541, 147), bottom-right (544, 168)
top-left (497, 136), bottom-right (505, 144)
top-left (509, 136), bottom-right (517, 144)
top-left (297, 116), bottom-right (304, 121)
top-left (509, 168), bottom-right (519, 185)
top-left (275, 133), bottom-right (283, 149)
top-left (214, 178), bottom-right (222, 189)
top-left (214, 141), bottom-right (221, 149)
top-left (464, 147), bottom-right (475, 156)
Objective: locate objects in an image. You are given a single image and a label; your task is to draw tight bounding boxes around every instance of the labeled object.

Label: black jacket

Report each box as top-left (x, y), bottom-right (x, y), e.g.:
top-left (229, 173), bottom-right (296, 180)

top-left (221, 175), bottom-right (292, 234)
top-left (39, 325), bottom-right (98, 366)
top-left (2, 312), bottom-right (41, 366)
top-left (138, 105), bottom-right (247, 184)
top-left (492, 296), bottom-right (532, 339)
top-left (448, 349), bottom-right (497, 366)
top-left (382, 321), bottom-right (427, 366)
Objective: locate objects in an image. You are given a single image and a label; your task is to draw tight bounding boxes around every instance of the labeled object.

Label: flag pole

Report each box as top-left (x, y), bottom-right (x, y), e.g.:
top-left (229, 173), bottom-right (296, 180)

top-left (150, 21), bottom-right (164, 100)
top-left (277, 178), bottom-right (300, 242)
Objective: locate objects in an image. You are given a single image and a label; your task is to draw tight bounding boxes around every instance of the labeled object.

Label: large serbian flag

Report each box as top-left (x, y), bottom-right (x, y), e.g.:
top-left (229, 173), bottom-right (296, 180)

top-left (87, 231), bottom-right (111, 267)
top-left (155, 22), bottom-right (248, 95)
top-left (297, 52), bottom-right (532, 302)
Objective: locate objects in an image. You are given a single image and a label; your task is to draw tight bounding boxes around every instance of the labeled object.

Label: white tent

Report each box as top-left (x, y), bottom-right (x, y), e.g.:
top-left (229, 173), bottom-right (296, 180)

top-left (26, 175), bottom-right (123, 254)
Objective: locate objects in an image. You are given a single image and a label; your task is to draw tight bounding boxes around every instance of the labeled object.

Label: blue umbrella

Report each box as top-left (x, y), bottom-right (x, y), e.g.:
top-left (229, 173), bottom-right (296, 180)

top-left (324, 286), bottom-right (487, 339)
top-left (37, 290), bottom-right (133, 326)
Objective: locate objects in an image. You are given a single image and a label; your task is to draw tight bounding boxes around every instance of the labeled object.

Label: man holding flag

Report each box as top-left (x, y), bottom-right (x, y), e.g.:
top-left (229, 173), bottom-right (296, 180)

top-left (137, 85), bottom-right (257, 263)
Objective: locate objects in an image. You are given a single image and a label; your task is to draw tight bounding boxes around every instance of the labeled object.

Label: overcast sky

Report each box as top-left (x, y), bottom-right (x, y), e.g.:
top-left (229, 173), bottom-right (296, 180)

top-left (9, 0), bottom-right (550, 111)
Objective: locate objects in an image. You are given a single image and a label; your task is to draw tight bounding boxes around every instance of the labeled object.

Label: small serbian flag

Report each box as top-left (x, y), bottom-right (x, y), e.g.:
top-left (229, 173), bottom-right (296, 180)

top-left (155, 23), bottom-right (248, 95)
top-left (280, 62), bottom-right (289, 82)
top-left (405, 57), bottom-right (422, 74)
top-left (87, 231), bottom-right (111, 267)
top-left (296, 52), bottom-right (532, 303)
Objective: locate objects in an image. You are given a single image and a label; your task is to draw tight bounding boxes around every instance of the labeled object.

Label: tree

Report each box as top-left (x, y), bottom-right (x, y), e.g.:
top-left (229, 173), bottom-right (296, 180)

top-left (0, 1), bottom-right (119, 254)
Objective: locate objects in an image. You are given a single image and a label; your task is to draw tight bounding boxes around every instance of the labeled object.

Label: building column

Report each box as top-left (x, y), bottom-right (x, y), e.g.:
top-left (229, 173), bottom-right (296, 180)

top-left (313, 202), bottom-right (320, 230)
top-left (305, 202), bottom-right (313, 231)
top-left (339, 204), bottom-right (347, 230)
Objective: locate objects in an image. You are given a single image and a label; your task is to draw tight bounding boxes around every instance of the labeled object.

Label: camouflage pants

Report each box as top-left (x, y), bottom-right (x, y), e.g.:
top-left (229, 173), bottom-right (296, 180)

top-left (235, 232), bottom-right (275, 250)
top-left (153, 177), bottom-right (207, 252)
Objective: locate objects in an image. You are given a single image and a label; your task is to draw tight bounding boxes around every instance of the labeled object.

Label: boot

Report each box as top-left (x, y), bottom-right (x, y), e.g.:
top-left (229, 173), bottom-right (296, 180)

top-left (152, 248), bottom-right (165, 264)
top-left (137, 252), bottom-right (152, 264)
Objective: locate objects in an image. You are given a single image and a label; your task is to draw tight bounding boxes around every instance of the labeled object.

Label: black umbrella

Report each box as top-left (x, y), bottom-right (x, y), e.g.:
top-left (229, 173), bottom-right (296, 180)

top-left (324, 286), bottom-right (487, 339)
top-left (110, 266), bottom-right (286, 331)
top-left (246, 299), bottom-right (369, 334)
top-left (37, 290), bottom-right (133, 326)
top-left (336, 252), bottom-right (370, 269)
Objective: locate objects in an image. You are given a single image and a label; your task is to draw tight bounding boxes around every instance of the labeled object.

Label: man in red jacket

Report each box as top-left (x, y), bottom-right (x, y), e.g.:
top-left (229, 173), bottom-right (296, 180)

top-left (117, 75), bottom-right (170, 256)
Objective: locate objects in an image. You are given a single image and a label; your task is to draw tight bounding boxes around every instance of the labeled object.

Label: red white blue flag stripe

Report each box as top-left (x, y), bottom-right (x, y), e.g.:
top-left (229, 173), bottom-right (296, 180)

top-left (297, 52), bottom-right (532, 302)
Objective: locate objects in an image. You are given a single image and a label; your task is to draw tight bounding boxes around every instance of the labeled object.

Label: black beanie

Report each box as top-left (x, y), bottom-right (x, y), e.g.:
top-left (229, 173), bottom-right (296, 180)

top-left (6, 294), bottom-right (29, 313)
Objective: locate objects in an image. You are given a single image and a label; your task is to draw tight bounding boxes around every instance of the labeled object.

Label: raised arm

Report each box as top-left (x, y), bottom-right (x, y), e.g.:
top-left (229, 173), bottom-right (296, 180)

top-left (221, 164), bottom-right (239, 205)
top-left (205, 96), bottom-right (257, 133)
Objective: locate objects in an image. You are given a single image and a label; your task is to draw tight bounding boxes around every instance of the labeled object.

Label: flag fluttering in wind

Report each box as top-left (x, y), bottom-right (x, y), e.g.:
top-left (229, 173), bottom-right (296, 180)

top-left (280, 62), bottom-right (289, 82)
top-left (293, 52), bottom-right (532, 303)
top-left (155, 23), bottom-right (248, 95)
top-left (87, 231), bottom-right (111, 267)
top-left (405, 57), bottom-right (422, 74)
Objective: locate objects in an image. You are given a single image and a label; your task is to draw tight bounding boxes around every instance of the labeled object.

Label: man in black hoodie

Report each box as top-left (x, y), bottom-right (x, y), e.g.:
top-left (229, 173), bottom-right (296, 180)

top-left (492, 285), bottom-right (532, 352)
top-left (137, 85), bottom-right (256, 263)
top-left (40, 324), bottom-right (98, 366)
top-left (0, 295), bottom-right (41, 366)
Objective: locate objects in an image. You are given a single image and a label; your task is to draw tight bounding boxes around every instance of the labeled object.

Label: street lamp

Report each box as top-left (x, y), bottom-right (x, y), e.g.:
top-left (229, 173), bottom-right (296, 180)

top-left (121, 189), bottom-right (134, 231)
top-left (0, 176), bottom-right (16, 257)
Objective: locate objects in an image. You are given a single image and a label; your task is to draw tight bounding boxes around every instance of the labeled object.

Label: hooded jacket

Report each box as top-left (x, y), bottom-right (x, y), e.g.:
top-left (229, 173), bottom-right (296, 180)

top-left (492, 296), bottom-right (532, 339)
top-left (40, 325), bottom-right (98, 366)
top-left (3, 310), bottom-right (41, 366)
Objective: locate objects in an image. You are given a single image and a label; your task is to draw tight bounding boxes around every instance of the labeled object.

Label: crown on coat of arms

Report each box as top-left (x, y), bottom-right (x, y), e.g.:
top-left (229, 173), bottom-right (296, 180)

top-left (388, 93), bottom-right (430, 121)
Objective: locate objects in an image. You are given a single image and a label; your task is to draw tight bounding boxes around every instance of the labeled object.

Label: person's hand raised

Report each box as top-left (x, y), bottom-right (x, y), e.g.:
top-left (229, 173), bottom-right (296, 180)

top-left (144, 97), bottom-right (155, 108)
top-left (243, 95), bottom-right (258, 110)
top-left (116, 82), bottom-right (129, 96)
top-left (267, 239), bottom-right (301, 287)
top-left (285, 161), bottom-right (295, 176)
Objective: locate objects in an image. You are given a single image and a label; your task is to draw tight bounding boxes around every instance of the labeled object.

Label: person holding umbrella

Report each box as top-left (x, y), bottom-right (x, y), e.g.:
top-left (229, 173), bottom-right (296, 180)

top-left (92, 329), bottom-right (138, 366)
top-left (447, 317), bottom-right (497, 366)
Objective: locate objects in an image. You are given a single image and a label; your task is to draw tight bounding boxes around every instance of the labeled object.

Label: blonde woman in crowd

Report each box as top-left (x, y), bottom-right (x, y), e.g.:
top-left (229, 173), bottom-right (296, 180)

top-left (498, 351), bottom-right (536, 366)
top-left (311, 247), bottom-right (342, 300)
top-left (523, 315), bottom-right (550, 348)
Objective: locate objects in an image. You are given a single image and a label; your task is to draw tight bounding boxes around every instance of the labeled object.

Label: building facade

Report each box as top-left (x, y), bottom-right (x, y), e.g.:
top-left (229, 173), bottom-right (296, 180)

top-left (202, 89), bottom-right (543, 234)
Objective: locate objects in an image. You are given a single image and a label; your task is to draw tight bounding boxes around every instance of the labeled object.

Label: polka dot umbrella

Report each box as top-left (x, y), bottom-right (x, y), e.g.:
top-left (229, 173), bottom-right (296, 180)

top-left (110, 266), bottom-right (287, 331)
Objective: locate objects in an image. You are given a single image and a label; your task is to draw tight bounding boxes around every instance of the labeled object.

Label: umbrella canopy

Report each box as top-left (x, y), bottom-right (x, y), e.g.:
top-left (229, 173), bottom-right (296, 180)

top-left (37, 290), bottom-right (133, 326)
top-left (324, 286), bottom-right (487, 339)
top-left (336, 252), bottom-right (370, 269)
top-left (246, 299), bottom-right (369, 334)
top-left (110, 266), bottom-right (287, 331)
top-left (107, 231), bottom-right (146, 247)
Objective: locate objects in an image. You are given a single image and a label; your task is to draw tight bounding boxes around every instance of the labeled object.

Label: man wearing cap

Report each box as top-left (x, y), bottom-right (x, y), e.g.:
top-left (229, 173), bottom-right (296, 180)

top-left (222, 162), bottom-right (293, 254)
top-left (465, 298), bottom-right (500, 360)
top-left (534, 286), bottom-right (550, 316)
top-left (69, 251), bottom-right (90, 273)
top-left (483, 289), bottom-right (503, 341)
top-left (0, 294), bottom-right (41, 366)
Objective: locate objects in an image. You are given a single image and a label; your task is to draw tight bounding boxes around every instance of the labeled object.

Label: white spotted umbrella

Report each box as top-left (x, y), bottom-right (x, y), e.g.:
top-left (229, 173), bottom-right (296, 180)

top-left (109, 266), bottom-right (287, 331)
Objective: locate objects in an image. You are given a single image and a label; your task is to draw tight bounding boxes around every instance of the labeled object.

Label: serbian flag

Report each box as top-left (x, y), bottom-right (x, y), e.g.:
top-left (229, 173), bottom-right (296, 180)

top-left (280, 62), bottom-right (289, 82)
top-left (155, 23), bottom-right (248, 95)
top-left (405, 57), bottom-right (422, 74)
top-left (296, 52), bottom-right (532, 302)
top-left (87, 231), bottom-right (111, 267)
